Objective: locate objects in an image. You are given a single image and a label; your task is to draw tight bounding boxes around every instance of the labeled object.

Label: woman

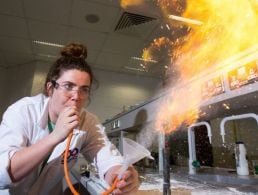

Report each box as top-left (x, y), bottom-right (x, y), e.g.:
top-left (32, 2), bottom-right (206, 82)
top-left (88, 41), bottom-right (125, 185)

top-left (0, 43), bottom-right (139, 194)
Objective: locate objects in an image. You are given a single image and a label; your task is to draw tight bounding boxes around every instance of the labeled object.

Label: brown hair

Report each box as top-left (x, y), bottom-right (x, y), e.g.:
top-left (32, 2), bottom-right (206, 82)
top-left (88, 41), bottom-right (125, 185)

top-left (44, 43), bottom-right (94, 96)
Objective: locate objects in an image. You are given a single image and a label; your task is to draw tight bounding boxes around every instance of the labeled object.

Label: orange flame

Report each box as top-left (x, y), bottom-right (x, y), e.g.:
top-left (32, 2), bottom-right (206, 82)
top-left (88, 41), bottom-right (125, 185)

top-left (120, 0), bottom-right (145, 8)
top-left (142, 37), bottom-right (172, 67)
top-left (120, 0), bottom-right (258, 134)
top-left (155, 0), bottom-right (258, 133)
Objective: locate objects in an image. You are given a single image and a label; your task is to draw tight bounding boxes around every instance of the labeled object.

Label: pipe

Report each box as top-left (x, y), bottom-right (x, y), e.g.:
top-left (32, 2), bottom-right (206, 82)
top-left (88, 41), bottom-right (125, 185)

top-left (102, 178), bottom-right (119, 195)
top-left (64, 131), bottom-right (79, 195)
top-left (220, 113), bottom-right (258, 143)
top-left (188, 127), bottom-right (196, 174)
top-left (189, 122), bottom-right (212, 144)
top-left (162, 145), bottom-right (171, 195)
top-left (188, 121), bottom-right (212, 174)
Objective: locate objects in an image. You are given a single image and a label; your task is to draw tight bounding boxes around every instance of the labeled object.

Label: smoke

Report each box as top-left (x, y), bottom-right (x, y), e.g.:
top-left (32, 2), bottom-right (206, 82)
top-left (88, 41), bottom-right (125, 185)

top-left (136, 122), bottom-right (159, 149)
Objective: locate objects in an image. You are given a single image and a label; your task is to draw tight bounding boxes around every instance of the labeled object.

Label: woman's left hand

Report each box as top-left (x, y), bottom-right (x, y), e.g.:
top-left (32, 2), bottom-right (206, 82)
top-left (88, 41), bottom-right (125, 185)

top-left (105, 165), bottom-right (139, 195)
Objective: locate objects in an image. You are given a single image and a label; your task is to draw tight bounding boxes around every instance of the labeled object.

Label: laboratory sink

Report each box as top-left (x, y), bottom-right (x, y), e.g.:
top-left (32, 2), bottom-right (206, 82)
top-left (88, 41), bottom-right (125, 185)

top-left (188, 173), bottom-right (258, 186)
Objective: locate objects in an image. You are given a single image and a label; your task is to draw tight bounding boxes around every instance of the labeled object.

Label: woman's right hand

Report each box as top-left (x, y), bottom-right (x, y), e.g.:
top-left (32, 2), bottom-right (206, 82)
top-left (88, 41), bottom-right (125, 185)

top-left (6, 106), bottom-right (80, 183)
top-left (52, 106), bottom-right (80, 142)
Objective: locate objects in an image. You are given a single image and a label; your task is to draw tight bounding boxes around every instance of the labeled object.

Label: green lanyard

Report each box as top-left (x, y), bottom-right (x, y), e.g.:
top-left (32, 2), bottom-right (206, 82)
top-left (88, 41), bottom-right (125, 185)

top-left (47, 115), bottom-right (55, 133)
top-left (39, 116), bottom-right (55, 175)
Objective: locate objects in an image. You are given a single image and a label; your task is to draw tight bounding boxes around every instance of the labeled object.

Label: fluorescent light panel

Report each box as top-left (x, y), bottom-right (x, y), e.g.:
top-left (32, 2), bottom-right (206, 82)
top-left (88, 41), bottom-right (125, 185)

top-left (131, 56), bottom-right (157, 63)
top-left (36, 53), bottom-right (58, 58)
top-left (33, 40), bottom-right (64, 48)
top-left (124, 66), bottom-right (147, 72)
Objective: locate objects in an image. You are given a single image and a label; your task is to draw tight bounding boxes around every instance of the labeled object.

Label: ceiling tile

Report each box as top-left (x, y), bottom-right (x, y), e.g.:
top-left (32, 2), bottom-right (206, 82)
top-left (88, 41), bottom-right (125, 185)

top-left (113, 19), bottom-right (159, 40)
top-left (86, 50), bottom-right (99, 64)
top-left (32, 44), bottom-right (61, 56)
top-left (34, 54), bottom-right (57, 63)
top-left (3, 52), bottom-right (35, 67)
top-left (131, 20), bottom-right (160, 40)
top-left (102, 33), bottom-right (142, 55)
top-left (120, 57), bottom-right (164, 78)
top-left (95, 51), bottom-right (130, 70)
top-left (0, 37), bottom-right (32, 54)
top-left (123, 61), bottom-right (147, 73)
top-left (0, 15), bottom-right (28, 39)
top-left (119, 67), bottom-right (148, 77)
top-left (126, 57), bottom-right (144, 68)
top-left (0, 0), bottom-right (166, 79)
top-left (24, 0), bottom-right (72, 25)
top-left (0, 0), bottom-right (24, 17)
top-left (0, 52), bottom-right (6, 67)
top-left (90, 0), bottom-right (120, 7)
top-left (34, 46), bottom-right (100, 66)
top-left (29, 20), bottom-right (69, 44)
top-left (71, 0), bottom-right (121, 32)
top-left (68, 27), bottom-right (108, 51)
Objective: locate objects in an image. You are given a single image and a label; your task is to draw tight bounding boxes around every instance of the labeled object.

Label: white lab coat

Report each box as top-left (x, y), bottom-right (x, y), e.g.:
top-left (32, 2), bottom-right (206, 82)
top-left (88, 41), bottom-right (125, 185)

top-left (0, 94), bottom-right (123, 195)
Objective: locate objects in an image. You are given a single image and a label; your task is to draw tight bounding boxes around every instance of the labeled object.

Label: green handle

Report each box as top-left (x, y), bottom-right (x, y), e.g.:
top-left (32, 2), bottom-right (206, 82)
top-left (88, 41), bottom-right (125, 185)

top-left (192, 160), bottom-right (200, 168)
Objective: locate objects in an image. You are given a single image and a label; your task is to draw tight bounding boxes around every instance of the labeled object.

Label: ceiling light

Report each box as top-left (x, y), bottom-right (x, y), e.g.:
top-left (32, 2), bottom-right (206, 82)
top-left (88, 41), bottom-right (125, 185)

top-left (36, 53), bottom-right (58, 58)
top-left (131, 57), bottom-right (157, 63)
top-left (125, 66), bottom-right (147, 72)
top-left (168, 15), bottom-right (203, 25)
top-left (33, 40), bottom-right (64, 48)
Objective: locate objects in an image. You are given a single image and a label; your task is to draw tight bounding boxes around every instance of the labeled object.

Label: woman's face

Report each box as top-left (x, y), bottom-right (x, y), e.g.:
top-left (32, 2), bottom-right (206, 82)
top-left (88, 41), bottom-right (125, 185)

top-left (48, 69), bottom-right (91, 118)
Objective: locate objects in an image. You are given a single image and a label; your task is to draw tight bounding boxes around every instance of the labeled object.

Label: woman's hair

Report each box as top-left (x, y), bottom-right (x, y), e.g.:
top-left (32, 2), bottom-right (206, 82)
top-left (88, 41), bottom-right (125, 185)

top-left (43, 43), bottom-right (94, 96)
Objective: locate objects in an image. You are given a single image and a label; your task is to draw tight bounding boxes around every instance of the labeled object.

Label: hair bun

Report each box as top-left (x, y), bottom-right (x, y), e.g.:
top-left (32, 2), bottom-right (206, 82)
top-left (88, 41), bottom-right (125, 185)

top-left (61, 43), bottom-right (87, 59)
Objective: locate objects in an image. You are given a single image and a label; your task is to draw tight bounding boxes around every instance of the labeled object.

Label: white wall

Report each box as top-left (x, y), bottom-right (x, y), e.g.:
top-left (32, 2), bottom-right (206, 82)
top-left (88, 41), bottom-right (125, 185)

top-left (0, 62), bottom-right (35, 117)
top-left (31, 61), bottom-right (51, 96)
top-left (87, 69), bottom-right (162, 122)
top-left (4, 62), bottom-right (35, 105)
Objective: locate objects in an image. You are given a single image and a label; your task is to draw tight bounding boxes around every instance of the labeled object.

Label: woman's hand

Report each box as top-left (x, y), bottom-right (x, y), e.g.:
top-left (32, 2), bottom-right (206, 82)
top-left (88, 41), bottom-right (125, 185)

top-left (7, 106), bottom-right (80, 182)
top-left (105, 165), bottom-right (139, 195)
top-left (51, 106), bottom-right (80, 142)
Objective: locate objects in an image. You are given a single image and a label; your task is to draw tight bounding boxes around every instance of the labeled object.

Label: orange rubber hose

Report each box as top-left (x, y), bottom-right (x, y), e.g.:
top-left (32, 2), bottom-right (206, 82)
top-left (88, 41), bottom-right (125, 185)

top-left (102, 177), bottom-right (119, 195)
top-left (64, 131), bottom-right (79, 195)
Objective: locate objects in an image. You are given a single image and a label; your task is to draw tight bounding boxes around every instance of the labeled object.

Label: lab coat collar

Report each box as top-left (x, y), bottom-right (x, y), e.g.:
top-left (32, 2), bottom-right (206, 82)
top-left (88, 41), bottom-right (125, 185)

top-left (38, 95), bottom-right (50, 130)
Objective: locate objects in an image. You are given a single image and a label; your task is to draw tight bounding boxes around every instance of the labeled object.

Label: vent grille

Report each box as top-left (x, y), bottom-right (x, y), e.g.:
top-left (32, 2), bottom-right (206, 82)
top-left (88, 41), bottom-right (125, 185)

top-left (115, 12), bottom-right (157, 31)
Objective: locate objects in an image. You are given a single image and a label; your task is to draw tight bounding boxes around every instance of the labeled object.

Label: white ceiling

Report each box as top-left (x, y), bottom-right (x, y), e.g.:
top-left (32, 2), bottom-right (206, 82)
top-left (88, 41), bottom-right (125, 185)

top-left (0, 0), bottom-right (183, 78)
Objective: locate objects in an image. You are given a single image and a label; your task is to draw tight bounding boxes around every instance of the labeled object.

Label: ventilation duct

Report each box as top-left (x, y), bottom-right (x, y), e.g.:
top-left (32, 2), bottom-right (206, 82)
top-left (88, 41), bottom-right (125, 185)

top-left (115, 11), bottom-right (157, 31)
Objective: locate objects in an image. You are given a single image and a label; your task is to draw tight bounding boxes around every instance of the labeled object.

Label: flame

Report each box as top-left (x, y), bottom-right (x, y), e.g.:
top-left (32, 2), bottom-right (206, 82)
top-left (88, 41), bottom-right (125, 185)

top-left (120, 0), bottom-right (145, 8)
top-left (175, 0), bottom-right (258, 79)
top-left (155, 0), bottom-right (258, 133)
top-left (142, 37), bottom-right (172, 67)
top-left (120, 0), bottom-right (258, 133)
top-left (155, 80), bottom-right (202, 133)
